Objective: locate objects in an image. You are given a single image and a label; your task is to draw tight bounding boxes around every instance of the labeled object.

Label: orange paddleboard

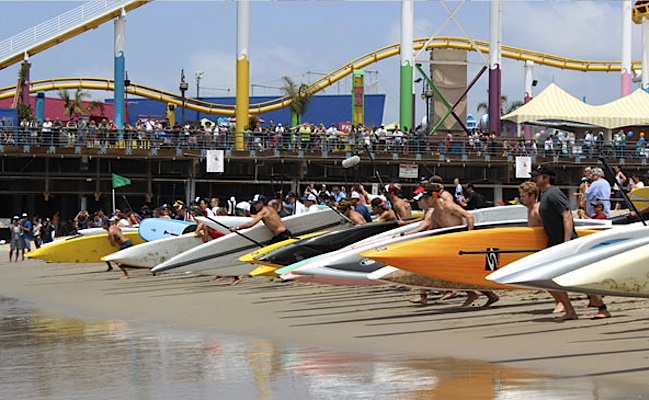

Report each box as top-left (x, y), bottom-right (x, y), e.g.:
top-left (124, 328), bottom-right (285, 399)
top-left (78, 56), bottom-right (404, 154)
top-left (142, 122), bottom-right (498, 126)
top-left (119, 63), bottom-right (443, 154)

top-left (360, 227), bottom-right (598, 289)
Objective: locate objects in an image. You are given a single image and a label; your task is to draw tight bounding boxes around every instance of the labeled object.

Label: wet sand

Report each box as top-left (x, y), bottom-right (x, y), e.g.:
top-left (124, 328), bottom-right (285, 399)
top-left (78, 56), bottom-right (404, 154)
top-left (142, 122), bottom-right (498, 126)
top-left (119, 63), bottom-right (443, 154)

top-left (2, 257), bottom-right (649, 389)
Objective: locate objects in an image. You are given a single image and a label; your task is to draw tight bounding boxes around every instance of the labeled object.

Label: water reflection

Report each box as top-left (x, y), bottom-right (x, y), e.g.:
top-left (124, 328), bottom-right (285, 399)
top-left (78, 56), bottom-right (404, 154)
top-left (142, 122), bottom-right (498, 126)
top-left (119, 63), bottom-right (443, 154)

top-left (0, 296), bottom-right (646, 400)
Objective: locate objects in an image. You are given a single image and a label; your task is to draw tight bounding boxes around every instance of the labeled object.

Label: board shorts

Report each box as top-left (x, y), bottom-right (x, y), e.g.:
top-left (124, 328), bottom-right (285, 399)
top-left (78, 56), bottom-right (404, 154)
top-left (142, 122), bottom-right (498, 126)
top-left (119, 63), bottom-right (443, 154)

top-left (10, 237), bottom-right (24, 251)
top-left (119, 240), bottom-right (133, 250)
top-left (268, 229), bottom-right (292, 245)
top-left (207, 227), bottom-right (221, 240)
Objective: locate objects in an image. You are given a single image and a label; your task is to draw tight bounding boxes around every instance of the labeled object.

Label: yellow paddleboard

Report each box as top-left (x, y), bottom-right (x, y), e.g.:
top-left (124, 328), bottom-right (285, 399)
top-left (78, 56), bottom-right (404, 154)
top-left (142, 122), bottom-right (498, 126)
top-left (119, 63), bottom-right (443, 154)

top-left (628, 187), bottom-right (649, 210)
top-left (249, 265), bottom-right (281, 277)
top-left (360, 227), bottom-right (598, 289)
top-left (27, 231), bottom-right (145, 263)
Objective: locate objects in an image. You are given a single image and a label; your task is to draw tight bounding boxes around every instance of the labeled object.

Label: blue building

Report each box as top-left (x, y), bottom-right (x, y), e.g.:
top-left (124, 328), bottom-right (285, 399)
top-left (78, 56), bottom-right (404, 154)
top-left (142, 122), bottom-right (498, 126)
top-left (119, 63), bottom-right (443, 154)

top-left (113, 94), bottom-right (385, 128)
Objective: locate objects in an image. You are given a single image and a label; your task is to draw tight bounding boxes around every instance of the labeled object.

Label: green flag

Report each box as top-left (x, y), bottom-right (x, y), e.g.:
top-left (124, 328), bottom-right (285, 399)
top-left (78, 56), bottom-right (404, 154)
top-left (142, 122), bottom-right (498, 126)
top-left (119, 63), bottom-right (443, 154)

top-left (112, 173), bottom-right (131, 189)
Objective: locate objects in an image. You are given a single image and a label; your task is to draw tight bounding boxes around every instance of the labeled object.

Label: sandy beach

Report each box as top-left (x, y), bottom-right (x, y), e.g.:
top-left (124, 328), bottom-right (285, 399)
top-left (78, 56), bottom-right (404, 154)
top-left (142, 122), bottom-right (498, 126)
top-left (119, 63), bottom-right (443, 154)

top-left (2, 256), bottom-right (649, 391)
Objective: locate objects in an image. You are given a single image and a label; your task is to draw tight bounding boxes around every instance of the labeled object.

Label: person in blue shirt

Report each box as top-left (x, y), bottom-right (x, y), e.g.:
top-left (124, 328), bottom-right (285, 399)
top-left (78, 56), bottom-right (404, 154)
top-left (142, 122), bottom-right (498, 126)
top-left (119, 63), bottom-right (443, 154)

top-left (20, 212), bottom-right (33, 256)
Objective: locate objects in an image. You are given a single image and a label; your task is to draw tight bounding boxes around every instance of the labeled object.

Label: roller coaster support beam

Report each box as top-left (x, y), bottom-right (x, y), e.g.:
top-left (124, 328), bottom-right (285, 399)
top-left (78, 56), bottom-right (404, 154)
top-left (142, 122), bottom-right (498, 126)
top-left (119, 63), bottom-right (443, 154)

top-left (114, 9), bottom-right (126, 140)
top-left (488, 0), bottom-right (502, 135)
top-left (235, 0), bottom-right (250, 151)
top-left (416, 63), bottom-right (485, 136)
top-left (399, 0), bottom-right (414, 132)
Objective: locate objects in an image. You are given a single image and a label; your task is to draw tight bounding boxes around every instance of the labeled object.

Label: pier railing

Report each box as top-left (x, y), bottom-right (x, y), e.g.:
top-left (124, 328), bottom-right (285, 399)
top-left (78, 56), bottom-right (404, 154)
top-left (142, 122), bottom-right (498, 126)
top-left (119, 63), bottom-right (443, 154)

top-left (0, 125), bottom-right (646, 163)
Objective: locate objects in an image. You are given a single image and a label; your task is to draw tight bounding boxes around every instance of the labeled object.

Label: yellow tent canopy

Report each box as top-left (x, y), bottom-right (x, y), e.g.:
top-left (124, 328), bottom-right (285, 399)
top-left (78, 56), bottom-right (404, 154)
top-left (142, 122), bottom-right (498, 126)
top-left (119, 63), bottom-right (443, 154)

top-left (502, 83), bottom-right (649, 130)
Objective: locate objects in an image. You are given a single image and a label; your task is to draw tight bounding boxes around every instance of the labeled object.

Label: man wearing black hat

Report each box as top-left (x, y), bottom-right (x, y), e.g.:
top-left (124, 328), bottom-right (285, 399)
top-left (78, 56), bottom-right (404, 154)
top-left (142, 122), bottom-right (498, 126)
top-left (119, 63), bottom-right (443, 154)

top-left (531, 164), bottom-right (610, 320)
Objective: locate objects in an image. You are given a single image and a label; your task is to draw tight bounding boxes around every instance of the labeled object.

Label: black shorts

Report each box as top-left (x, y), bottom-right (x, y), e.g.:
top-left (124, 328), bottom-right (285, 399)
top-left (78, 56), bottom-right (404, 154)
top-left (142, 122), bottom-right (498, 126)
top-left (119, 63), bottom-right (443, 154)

top-left (268, 230), bottom-right (292, 245)
top-left (119, 239), bottom-right (133, 250)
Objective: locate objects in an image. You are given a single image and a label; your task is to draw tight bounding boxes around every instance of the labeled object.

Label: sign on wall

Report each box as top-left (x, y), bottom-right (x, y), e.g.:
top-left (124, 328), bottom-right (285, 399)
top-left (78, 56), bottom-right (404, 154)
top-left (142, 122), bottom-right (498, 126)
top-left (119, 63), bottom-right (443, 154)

top-left (206, 150), bottom-right (225, 173)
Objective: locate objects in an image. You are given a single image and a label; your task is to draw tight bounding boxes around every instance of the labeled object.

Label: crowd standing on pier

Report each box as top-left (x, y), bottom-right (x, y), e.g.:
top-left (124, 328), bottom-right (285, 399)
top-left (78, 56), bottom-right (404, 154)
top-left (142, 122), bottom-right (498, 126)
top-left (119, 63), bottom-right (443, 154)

top-left (4, 116), bottom-right (649, 162)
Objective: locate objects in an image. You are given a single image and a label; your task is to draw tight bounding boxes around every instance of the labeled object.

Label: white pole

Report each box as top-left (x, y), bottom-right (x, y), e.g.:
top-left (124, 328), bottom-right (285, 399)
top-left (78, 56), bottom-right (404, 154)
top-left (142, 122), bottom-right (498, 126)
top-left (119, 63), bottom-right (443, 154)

top-left (112, 189), bottom-right (116, 214)
top-left (622, 0), bottom-right (633, 96)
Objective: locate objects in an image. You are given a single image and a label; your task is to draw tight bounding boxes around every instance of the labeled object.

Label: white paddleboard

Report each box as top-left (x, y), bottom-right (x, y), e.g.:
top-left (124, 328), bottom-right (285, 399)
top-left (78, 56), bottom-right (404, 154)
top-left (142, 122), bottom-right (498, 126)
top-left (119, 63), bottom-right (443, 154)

top-left (76, 227), bottom-right (138, 236)
top-left (553, 242), bottom-right (649, 297)
top-left (195, 215), bottom-right (253, 235)
top-left (102, 233), bottom-right (205, 268)
top-left (486, 222), bottom-right (649, 287)
top-left (151, 208), bottom-right (345, 274)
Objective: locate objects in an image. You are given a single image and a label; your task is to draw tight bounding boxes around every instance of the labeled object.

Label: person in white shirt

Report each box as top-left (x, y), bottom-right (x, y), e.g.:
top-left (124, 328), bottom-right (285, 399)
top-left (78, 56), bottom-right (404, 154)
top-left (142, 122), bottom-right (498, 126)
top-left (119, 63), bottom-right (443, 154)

top-left (303, 193), bottom-right (320, 212)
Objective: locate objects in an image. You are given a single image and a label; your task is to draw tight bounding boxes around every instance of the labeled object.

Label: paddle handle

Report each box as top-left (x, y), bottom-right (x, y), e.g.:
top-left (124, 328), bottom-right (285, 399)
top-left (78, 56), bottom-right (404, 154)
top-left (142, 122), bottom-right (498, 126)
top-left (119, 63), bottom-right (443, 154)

top-left (458, 249), bottom-right (540, 255)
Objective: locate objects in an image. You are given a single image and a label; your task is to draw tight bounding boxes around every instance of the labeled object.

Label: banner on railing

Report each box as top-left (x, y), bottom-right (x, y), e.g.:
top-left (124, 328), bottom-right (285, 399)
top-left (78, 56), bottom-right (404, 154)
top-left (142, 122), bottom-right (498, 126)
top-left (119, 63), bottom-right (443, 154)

top-left (206, 150), bottom-right (224, 173)
top-left (399, 163), bottom-right (419, 179)
top-left (515, 156), bottom-right (532, 179)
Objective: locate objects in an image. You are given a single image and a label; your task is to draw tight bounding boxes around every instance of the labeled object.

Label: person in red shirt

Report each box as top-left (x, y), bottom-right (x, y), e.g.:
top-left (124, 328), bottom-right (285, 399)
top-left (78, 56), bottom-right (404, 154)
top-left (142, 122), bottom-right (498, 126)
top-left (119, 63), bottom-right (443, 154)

top-left (591, 201), bottom-right (607, 219)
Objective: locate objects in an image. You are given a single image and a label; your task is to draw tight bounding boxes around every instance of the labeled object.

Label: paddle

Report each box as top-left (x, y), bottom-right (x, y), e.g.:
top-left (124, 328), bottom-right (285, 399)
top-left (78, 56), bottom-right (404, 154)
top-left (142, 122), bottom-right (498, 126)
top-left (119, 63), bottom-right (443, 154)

top-left (458, 249), bottom-right (541, 255)
top-left (203, 215), bottom-right (265, 247)
top-left (599, 157), bottom-right (647, 226)
top-left (309, 190), bottom-right (353, 224)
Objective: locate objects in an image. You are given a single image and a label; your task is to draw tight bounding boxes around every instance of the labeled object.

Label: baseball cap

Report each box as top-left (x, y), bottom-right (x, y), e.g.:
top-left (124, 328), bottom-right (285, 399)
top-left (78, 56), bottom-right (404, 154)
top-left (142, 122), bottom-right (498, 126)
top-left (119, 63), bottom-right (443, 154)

top-left (530, 164), bottom-right (556, 177)
top-left (350, 191), bottom-right (360, 199)
top-left (21, 212), bottom-right (28, 217)
top-left (304, 193), bottom-right (317, 202)
top-left (591, 201), bottom-right (604, 207)
top-left (413, 185), bottom-right (425, 195)
top-left (251, 194), bottom-right (267, 204)
top-left (12, 215), bottom-right (19, 220)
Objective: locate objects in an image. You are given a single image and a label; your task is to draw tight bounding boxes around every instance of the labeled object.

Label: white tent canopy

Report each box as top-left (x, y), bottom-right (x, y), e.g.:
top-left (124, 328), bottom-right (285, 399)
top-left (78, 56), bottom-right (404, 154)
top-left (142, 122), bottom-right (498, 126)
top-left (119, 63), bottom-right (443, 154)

top-left (502, 83), bottom-right (649, 130)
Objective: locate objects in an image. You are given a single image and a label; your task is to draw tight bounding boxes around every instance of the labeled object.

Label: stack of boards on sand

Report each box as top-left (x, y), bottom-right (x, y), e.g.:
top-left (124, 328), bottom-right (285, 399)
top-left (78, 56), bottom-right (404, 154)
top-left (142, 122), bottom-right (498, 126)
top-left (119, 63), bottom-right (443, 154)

top-left (276, 205), bottom-right (532, 286)
top-left (102, 215), bottom-right (252, 268)
top-left (27, 231), bottom-right (146, 263)
top-left (487, 222), bottom-right (649, 297)
top-left (151, 208), bottom-right (346, 277)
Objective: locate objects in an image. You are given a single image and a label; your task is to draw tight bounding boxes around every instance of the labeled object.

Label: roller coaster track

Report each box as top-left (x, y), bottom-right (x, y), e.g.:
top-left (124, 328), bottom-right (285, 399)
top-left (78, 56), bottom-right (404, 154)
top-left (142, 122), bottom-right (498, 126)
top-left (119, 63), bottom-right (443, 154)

top-left (0, 0), bottom-right (151, 70)
top-left (0, 36), bottom-right (640, 116)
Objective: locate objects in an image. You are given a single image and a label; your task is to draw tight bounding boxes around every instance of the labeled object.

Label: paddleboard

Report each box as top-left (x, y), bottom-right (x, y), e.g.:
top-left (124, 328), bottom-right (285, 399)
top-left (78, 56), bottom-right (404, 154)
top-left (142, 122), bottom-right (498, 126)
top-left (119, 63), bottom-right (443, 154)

top-left (195, 215), bottom-right (253, 235)
top-left (486, 222), bottom-right (649, 286)
top-left (138, 218), bottom-right (196, 242)
top-left (240, 230), bottom-right (329, 267)
top-left (151, 208), bottom-right (345, 275)
top-left (367, 265), bottom-right (502, 290)
top-left (255, 221), bottom-right (402, 269)
top-left (279, 206), bottom-right (533, 286)
top-left (249, 265), bottom-right (281, 277)
top-left (76, 227), bottom-right (139, 236)
top-left (284, 219), bottom-right (529, 287)
top-left (101, 233), bottom-right (205, 268)
top-left (552, 242), bottom-right (649, 297)
top-left (628, 186), bottom-right (649, 210)
top-left (360, 227), bottom-right (599, 289)
top-left (27, 231), bottom-right (146, 263)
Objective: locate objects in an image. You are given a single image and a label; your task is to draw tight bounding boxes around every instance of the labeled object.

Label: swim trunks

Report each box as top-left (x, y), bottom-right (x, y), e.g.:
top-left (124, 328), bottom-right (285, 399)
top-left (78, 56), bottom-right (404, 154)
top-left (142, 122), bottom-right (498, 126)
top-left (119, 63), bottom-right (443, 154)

top-left (268, 229), bottom-right (292, 245)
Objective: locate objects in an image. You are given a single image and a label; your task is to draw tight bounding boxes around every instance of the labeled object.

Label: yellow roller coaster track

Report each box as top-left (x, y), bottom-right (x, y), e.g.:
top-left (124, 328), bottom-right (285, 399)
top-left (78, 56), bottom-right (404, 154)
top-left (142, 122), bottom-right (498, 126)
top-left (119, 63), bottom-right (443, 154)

top-left (0, 36), bottom-right (641, 116)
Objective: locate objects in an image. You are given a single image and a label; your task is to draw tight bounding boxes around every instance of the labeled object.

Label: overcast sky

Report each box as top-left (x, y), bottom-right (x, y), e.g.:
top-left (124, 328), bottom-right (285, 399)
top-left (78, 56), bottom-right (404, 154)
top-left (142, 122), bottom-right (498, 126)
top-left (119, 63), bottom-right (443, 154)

top-left (0, 0), bottom-right (642, 124)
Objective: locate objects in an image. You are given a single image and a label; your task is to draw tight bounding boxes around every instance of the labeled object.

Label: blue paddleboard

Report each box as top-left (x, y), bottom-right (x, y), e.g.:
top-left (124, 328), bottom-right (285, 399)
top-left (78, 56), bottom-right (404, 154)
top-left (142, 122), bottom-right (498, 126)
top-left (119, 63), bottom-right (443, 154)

top-left (138, 218), bottom-right (196, 242)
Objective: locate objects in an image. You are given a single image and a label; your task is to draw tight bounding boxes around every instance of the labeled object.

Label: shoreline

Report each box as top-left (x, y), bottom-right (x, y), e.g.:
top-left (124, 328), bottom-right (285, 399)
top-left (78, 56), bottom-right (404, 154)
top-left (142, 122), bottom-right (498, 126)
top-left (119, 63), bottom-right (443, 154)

top-left (2, 257), bottom-right (649, 390)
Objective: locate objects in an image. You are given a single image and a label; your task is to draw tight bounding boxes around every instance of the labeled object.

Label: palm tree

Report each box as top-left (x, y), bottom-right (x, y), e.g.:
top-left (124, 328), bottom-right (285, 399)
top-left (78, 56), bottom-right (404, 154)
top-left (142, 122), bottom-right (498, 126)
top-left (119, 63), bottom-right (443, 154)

top-left (280, 76), bottom-right (311, 127)
top-left (58, 89), bottom-right (105, 119)
top-left (477, 95), bottom-right (524, 116)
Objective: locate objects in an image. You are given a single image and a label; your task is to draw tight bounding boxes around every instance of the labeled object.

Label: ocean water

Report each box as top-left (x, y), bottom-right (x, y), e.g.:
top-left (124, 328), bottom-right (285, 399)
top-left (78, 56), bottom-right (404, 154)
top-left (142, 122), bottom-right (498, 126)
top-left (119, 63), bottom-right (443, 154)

top-left (1, 295), bottom-right (647, 400)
